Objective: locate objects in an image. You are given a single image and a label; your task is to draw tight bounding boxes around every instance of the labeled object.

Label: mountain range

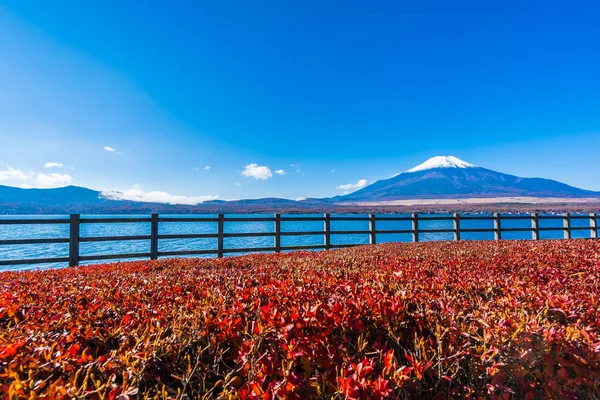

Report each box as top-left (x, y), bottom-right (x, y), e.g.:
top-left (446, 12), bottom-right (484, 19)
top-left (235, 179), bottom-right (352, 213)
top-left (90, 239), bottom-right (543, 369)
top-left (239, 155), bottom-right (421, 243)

top-left (1, 156), bottom-right (599, 214)
top-left (337, 156), bottom-right (600, 202)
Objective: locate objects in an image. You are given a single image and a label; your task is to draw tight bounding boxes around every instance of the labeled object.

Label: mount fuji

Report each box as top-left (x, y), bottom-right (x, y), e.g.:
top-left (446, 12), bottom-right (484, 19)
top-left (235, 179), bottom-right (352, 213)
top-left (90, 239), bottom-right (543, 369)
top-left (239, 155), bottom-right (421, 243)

top-left (338, 156), bottom-right (600, 202)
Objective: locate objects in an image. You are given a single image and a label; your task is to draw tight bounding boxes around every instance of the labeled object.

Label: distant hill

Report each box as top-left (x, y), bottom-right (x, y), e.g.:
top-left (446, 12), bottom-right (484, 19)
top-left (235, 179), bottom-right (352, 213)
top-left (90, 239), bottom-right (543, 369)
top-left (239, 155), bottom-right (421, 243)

top-left (0, 185), bottom-right (321, 214)
top-left (338, 156), bottom-right (600, 202)
top-left (1, 185), bottom-right (102, 205)
top-left (1, 156), bottom-right (599, 214)
top-left (0, 185), bottom-right (113, 214)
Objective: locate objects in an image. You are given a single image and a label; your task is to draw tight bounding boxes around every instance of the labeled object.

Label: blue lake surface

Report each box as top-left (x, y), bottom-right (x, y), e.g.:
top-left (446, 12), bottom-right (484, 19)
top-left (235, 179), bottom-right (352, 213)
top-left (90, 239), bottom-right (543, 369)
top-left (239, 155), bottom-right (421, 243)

top-left (0, 213), bottom-right (596, 271)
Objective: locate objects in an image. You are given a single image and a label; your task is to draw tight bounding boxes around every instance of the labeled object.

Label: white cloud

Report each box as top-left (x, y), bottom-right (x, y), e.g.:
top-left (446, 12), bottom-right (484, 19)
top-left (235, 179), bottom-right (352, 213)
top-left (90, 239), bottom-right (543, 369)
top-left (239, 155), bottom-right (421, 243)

top-left (275, 169), bottom-right (286, 175)
top-left (44, 162), bottom-right (64, 169)
top-left (241, 163), bottom-right (273, 180)
top-left (35, 173), bottom-right (73, 188)
top-left (104, 146), bottom-right (122, 155)
top-left (337, 179), bottom-right (368, 194)
top-left (101, 185), bottom-right (218, 205)
top-left (0, 166), bottom-right (72, 188)
top-left (204, 165), bottom-right (211, 170)
top-left (234, 182), bottom-right (241, 187)
top-left (295, 197), bottom-right (306, 201)
top-left (0, 166), bottom-right (29, 181)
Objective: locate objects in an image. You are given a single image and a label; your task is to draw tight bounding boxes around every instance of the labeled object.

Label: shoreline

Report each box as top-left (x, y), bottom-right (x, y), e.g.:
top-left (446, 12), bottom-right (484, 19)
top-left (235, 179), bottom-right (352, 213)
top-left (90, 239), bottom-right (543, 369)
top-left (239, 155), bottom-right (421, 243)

top-left (341, 196), bottom-right (600, 207)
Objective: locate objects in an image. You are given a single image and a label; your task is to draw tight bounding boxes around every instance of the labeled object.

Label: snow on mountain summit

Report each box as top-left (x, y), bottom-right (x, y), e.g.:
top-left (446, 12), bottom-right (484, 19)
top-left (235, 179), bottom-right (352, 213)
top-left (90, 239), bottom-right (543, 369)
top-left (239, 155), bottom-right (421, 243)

top-left (405, 156), bottom-right (476, 173)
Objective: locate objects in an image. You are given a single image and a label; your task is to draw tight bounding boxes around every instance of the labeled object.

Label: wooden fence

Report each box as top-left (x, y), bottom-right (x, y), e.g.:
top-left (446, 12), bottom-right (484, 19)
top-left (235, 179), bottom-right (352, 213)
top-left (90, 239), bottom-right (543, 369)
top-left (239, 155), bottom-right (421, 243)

top-left (0, 212), bottom-right (598, 267)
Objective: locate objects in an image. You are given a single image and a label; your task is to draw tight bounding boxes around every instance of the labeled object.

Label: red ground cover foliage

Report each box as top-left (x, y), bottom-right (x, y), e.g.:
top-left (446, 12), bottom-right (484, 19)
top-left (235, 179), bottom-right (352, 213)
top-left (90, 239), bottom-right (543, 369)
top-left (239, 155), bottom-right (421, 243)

top-left (1, 240), bottom-right (599, 399)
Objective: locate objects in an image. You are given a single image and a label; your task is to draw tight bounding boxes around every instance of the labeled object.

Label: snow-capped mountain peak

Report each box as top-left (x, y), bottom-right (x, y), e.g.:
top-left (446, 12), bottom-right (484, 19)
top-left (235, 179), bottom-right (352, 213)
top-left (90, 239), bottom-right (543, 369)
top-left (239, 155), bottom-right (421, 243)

top-left (405, 156), bottom-right (476, 173)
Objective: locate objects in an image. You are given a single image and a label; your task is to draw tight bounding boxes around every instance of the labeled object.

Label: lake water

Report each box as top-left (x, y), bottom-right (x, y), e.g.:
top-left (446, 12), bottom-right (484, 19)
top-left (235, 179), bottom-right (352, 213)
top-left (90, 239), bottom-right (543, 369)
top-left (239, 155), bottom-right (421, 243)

top-left (0, 213), bottom-right (596, 271)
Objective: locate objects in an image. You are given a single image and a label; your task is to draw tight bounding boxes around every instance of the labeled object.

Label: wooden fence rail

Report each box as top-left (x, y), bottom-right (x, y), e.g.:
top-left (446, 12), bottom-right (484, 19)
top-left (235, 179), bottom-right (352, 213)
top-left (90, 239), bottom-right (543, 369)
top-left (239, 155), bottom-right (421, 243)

top-left (0, 212), bottom-right (598, 267)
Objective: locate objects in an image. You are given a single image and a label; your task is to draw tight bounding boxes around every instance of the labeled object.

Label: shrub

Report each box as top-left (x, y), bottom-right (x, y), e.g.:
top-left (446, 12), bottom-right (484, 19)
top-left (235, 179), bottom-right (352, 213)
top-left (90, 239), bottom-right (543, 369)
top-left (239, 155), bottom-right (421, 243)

top-left (1, 240), bottom-right (599, 398)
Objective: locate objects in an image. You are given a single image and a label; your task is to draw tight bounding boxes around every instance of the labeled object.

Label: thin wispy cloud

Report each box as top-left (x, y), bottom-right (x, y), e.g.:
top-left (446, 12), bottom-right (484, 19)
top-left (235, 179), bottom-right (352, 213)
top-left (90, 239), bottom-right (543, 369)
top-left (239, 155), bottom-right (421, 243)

top-left (336, 179), bottom-right (368, 194)
top-left (204, 165), bottom-right (211, 170)
top-left (104, 146), bottom-right (121, 154)
top-left (241, 163), bottom-right (273, 180)
top-left (44, 162), bottom-right (64, 169)
top-left (275, 169), bottom-right (286, 175)
top-left (288, 163), bottom-right (302, 174)
top-left (102, 185), bottom-right (218, 205)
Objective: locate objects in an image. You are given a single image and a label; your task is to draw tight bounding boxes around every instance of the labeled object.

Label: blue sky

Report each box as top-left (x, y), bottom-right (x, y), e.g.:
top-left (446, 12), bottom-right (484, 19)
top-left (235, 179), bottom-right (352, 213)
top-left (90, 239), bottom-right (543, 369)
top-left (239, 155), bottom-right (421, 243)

top-left (1, 1), bottom-right (599, 203)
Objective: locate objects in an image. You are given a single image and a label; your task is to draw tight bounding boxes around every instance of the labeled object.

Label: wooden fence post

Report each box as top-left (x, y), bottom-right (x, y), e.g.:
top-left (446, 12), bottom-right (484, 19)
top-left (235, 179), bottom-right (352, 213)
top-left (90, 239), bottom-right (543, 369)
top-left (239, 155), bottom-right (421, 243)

top-left (69, 214), bottom-right (80, 266)
top-left (274, 213), bottom-right (281, 253)
top-left (324, 213), bottom-right (331, 249)
top-left (590, 212), bottom-right (598, 239)
top-left (150, 213), bottom-right (159, 260)
top-left (369, 214), bottom-right (377, 245)
top-left (493, 213), bottom-right (502, 240)
top-left (412, 213), bottom-right (419, 242)
top-left (563, 212), bottom-right (571, 239)
top-left (453, 213), bottom-right (461, 241)
top-left (531, 212), bottom-right (540, 241)
top-left (217, 214), bottom-right (224, 258)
